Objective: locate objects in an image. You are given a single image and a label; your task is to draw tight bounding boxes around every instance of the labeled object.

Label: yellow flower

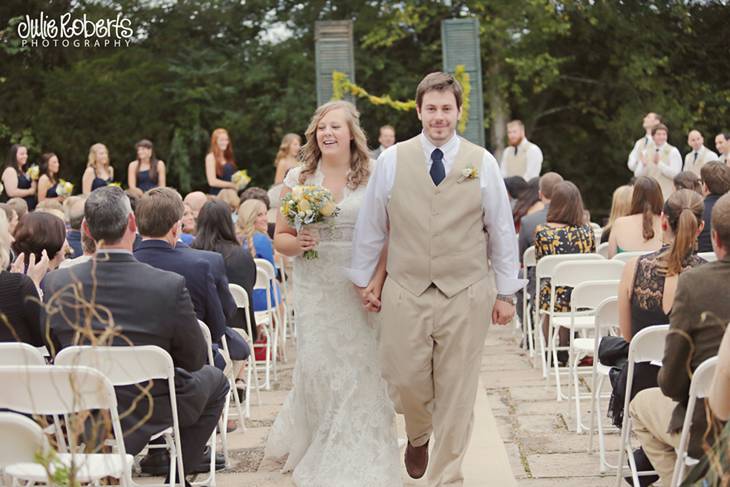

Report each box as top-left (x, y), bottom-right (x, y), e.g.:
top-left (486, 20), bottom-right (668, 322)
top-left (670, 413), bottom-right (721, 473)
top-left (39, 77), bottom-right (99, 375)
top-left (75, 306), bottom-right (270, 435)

top-left (298, 199), bottom-right (311, 212)
top-left (320, 201), bottom-right (336, 217)
top-left (291, 186), bottom-right (304, 200)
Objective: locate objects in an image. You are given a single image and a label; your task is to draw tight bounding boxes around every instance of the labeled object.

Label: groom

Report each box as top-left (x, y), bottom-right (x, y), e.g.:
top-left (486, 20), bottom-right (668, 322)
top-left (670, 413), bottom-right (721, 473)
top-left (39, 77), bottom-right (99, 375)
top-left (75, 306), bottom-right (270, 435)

top-left (348, 72), bottom-right (522, 486)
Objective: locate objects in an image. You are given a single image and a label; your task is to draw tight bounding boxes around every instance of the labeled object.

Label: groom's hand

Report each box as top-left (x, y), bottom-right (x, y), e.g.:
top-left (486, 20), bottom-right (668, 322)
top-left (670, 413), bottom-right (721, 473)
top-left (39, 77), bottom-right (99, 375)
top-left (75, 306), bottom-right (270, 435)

top-left (492, 299), bottom-right (515, 326)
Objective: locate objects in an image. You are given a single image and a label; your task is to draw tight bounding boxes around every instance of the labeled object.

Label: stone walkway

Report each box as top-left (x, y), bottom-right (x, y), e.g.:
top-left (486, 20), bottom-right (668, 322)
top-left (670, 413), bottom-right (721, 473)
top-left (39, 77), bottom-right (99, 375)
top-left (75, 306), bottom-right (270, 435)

top-left (198, 323), bottom-right (621, 487)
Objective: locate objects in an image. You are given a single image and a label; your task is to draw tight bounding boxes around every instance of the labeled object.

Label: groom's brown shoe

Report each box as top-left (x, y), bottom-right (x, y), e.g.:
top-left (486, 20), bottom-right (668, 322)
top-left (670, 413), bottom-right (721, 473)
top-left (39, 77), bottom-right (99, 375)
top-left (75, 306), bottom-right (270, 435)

top-left (404, 440), bottom-right (429, 479)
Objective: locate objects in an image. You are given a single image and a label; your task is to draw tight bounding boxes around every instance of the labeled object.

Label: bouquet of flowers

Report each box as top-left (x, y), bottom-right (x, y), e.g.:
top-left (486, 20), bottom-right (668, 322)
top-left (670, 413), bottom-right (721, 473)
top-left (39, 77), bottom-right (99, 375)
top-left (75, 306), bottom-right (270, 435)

top-left (280, 185), bottom-right (340, 259)
top-left (55, 179), bottom-right (74, 197)
top-left (25, 165), bottom-right (39, 181)
top-left (108, 182), bottom-right (122, 188)
top-left (231, 169), bottom-right (251, 190)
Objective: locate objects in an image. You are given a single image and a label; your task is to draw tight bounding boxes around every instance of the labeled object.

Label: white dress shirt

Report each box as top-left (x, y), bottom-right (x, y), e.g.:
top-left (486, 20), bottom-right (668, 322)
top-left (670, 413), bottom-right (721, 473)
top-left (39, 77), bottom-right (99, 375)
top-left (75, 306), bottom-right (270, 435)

top-left (634, 143), bottom-right (682, 179)
top-left (347, 132), bottom-right (524, 295)
top-left (628, 135), bottom-right (652, 174)
top-left (499, 138), bottom-right (543, 180)
top-left (684, 146), bottom-right (719, 171)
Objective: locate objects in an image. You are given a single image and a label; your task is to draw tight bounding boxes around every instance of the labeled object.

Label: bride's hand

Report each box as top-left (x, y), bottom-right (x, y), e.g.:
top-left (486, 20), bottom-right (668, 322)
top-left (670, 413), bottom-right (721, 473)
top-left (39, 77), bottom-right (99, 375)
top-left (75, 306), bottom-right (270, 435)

top-left (296, 228), bottom-right (319, 253)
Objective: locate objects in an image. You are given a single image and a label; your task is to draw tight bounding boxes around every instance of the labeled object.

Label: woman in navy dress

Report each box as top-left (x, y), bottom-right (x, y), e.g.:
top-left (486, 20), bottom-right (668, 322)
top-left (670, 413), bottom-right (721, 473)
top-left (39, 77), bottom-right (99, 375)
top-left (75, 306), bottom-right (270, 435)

top-left (37, 152), bottom-right (64, 203)
top-left (82, 143), bottom-right (114, 195)
top-left (1, 144), bottom-right (37, 210)
top-left (205, 128), bottom-right (238, 196)
top-left (127, 139), bottom-right (166, 193)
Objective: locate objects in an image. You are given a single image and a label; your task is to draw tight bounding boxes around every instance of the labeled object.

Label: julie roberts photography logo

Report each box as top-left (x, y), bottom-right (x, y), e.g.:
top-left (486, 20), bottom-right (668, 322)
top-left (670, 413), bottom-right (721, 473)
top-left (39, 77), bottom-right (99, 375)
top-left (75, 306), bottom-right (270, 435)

top-left (17, 11), bottom-right (133, 48)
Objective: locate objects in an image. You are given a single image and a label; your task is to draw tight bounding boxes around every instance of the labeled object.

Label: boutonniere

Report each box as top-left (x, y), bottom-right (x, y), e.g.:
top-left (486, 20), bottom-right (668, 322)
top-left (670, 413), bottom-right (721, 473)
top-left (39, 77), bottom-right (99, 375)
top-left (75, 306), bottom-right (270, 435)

top-left (457, 164), bottom-right (479, 183)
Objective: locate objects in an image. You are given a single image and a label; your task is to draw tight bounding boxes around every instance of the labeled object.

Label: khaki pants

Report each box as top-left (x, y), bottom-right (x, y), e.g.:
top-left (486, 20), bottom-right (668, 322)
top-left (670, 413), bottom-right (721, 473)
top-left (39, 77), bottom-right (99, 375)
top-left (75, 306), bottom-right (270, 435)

top-left (629, 387), bottom-right (680, 487)
top-left (376, 274), bottom-right (495, 487)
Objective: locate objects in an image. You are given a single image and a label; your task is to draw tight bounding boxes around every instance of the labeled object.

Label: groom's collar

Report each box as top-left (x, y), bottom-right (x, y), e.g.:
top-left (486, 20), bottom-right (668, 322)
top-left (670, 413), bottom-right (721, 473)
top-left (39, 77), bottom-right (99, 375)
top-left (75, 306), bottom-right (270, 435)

top-left (419, 131), bottom-right (459, 155)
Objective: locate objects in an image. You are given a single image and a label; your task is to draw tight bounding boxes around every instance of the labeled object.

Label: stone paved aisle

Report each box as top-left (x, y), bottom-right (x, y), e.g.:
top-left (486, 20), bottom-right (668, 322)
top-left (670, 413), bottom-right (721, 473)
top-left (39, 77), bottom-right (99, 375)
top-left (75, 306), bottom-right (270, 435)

top-left (190, 324), bottom-right (620, 487)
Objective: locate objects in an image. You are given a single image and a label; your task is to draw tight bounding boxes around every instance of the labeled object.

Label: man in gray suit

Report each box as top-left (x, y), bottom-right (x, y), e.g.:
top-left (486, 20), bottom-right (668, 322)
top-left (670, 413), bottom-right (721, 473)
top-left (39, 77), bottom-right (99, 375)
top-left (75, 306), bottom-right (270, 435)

top-left (43, 186), bottom-right (229, 482)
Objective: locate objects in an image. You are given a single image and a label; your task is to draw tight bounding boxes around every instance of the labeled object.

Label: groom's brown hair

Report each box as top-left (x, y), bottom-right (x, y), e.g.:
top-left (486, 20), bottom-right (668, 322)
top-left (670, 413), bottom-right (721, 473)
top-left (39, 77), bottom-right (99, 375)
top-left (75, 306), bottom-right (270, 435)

top-left (415, 72), bottom-right (463, 110)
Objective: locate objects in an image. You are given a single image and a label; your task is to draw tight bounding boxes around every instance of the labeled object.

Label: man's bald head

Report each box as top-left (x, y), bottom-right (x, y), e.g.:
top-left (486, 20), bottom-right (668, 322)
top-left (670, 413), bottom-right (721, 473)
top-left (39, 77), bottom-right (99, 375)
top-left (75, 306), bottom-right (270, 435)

top-left (183, 191), bottom-right (208, 217)
top-left (687, 129), bottom-right (704, 151)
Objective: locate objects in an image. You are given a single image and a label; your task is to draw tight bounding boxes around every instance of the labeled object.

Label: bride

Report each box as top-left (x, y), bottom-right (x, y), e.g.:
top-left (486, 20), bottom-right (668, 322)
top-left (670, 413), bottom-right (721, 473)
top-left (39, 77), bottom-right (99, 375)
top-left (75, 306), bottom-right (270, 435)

top-left (265, 100), bottom-right (401, 486)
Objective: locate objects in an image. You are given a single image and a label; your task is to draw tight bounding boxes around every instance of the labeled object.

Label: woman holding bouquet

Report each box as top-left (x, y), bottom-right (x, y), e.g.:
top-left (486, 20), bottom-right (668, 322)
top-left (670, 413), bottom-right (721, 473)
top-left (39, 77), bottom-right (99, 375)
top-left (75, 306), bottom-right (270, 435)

top-left (264, 101), bottom-right (400, 486)
top-left (127, 139), bottom-right (166, 192)
top-left (82, 143), bottom-right (114, 195)
top-left (37, 153), bottom-right (64, 203)
top-left (2, 145), bottom-right (37, 211)
top-left (205, 128), bottom-right (238, 195)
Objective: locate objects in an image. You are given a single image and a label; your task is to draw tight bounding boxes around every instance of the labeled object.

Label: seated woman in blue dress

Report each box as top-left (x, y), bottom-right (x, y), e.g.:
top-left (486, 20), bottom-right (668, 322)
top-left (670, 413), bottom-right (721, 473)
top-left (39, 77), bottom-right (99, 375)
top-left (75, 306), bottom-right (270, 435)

top-left (205, 128), bottom-right (238, 196)
top-left (237, 198), bottom-right (281, 311)
top-left (37, 152), bottom-right (65, 204)
top-left (1, 144), bottom-right (37, 210)
top-left (127, 139), bottom-right (166, 193)
top-left (82, 143), bottom-right (114, 195)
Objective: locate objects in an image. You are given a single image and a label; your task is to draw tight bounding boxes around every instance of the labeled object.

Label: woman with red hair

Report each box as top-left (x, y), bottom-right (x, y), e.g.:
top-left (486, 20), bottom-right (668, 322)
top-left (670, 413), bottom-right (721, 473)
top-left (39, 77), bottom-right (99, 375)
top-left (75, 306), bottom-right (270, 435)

top-left (205, 128), bottom-right (238, 195)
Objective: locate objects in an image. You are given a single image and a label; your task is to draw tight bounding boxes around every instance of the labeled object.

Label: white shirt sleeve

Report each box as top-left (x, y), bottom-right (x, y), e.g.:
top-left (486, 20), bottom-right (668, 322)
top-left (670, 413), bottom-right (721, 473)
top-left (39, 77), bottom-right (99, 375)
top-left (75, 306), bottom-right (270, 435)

top-left (480, 151), bottom-right (526, 294)
top-left (346, 150), bottom-right (393, 287)
top-left (524, 144), bottom-right (543, 180)
top-left (659, 147), bottom-right (682, 179)
top-left (628, 139), bottom-right (643, 174)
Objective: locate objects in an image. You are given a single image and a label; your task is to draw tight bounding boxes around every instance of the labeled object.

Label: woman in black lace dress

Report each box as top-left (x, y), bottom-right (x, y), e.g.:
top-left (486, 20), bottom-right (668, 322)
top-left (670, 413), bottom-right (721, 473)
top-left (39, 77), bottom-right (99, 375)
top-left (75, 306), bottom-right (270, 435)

top-left (607, 189), bottom-right (706, 427)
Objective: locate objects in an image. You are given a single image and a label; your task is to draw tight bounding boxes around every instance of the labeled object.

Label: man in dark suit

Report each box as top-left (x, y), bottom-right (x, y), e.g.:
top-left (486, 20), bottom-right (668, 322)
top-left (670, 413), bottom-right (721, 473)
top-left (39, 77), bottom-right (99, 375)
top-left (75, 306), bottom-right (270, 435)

top-left (629, 193), bottom-right (730, 484)
top-left (134, 188), bottom-right (249, 369)
top-left (43, 186), bottom-right (229, 480)
top-left (698, 161), bottom-right (730, 252)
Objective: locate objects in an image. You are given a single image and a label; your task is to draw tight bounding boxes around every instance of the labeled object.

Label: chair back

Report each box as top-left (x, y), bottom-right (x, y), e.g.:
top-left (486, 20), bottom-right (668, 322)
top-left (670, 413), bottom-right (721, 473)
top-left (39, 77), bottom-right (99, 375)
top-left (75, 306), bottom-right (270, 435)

top-left (570, 280), bottom-right (620, 312)
top-left (0, 412), bottom-right (48, 468)
top-left (552, 260), bottom-right (625, 289)
top-left (523, 246), bottom-right (536, 268)
top-left (228, 283), bottom-right (250, 310)
top-left (535, 253), bottom-right (605, 281)
top-left (255, 258), bottom-right (276, 281)
top-left (597, 242), bottom-right (610, 258)
top-left (628, 324), bottom-right (669, 364)
top-left (55, 346), bottom-right (174, 386)
top-left (612, 250), bottom-right (652, 263)
top-left (698, 251), bottom-right (717, 263)
top-left (0, 343), bottom-right (46, 366)
top-left (594, 297), bottom-right (619, 334)
top-left (198, 320), bottom-right (216, 366)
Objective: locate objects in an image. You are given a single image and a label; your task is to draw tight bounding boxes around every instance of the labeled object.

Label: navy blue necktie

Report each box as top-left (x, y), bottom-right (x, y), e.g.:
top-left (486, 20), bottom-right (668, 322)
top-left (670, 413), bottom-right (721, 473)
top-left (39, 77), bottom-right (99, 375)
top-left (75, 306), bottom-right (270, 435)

top-left (430, 148), bottom-right (445, 186)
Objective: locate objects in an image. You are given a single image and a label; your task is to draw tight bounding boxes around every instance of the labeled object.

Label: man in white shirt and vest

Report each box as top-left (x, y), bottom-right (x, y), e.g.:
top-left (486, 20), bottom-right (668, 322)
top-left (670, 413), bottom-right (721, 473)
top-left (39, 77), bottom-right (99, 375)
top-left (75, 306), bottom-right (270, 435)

top-left (716, 132), bottom-right (730, 165)
top-left (348, 72), bottom-right (522, 486)
top-left (633, 123), bottom-right (682, 200)
top-left (500, 119), bottom-right (542, 180)
top-left (684, 129), bottom-right (718, 176)
top-left (628, 112), bottom-right (661, 174)
top-left (371, 124), bottom-right (396, 159)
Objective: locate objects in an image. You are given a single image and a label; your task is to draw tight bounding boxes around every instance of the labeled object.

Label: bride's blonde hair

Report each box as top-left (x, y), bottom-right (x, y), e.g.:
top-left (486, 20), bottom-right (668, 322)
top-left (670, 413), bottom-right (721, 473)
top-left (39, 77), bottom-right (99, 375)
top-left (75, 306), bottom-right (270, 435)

top-left (298, 101), bottom-right (370, 189)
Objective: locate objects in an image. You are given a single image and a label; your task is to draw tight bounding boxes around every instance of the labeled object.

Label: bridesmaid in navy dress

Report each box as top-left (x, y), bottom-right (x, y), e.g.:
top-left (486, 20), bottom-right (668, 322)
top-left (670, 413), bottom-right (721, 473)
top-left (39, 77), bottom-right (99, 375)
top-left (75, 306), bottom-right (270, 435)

top-left (127, 139), bottom-right (166, 193)
top-left (205, 128), bottom-right (238, 196)
top-left (37, 153), bottom-right (64, 203)
top-left (82, 143), bottom-right (114, 195)
top-left (1, 144), bottom-right (37, 210)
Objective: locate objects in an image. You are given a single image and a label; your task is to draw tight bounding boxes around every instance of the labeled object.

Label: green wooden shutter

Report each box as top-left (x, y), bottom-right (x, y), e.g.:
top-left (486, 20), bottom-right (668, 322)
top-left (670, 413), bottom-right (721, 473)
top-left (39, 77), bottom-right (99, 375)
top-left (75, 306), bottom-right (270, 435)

top-left (441, 18), bottom-right (485, 147)
top-left (315, 20), bottom-right (355, 106)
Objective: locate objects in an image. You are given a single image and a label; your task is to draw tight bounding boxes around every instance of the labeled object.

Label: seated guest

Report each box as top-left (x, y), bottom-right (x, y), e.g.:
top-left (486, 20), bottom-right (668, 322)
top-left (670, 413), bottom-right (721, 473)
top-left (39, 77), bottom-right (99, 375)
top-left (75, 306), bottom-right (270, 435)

top-left (179, 204), bottom-right (195, 245)
top-left (42, 186), bottom-right (228, 480)
top-left (608, 176), bottom-right (663, 257)
top-left (183, 191), bottom-right (208, 220)
top-left (518, 172), bottom-right (563, 259)
top-left (512, 177), bottom-right (543, 232)
top-left (601, 185), bottom-right (633, 244)
top-left (63, 196), bottom-right (86, 258)
top-left (673, 170), bottom-right (702, 194)
top-left (629, 193), bottom-right (730, 485)
top-left (0, 203), bottom-right (18, 240)
top-left (534, 181), bottom-right (595, 357)
top-left (12, 212), bottom-right (66, 271)
top-left (240, 187), bottom-right (275, 238)
top-left (607, 190), bottom-right (706, 429)
top-left (0, 211), bottom-right (42, 345)
top-left (215, 189), bottom-right (239, 218)
top-left (134, 188), bottom-right (248, 370)
top-left (710, 324), bottom-right (730, 421)
top-left (237, 199), bottom-right (281, 312)
top-left (58, 222), bottom-right (95, 269)
top-left (698, 161), bottom-right (730, 252)
top-left (503, 175), bottom-right (528, 211)
top-left (6, 197), bottom-right (28, 221)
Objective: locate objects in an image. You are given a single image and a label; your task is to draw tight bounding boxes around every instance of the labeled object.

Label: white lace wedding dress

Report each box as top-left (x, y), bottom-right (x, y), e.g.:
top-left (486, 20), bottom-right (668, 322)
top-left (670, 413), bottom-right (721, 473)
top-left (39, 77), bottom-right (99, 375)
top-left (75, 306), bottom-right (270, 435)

top-left (265, 165), bottom-right (402, 486)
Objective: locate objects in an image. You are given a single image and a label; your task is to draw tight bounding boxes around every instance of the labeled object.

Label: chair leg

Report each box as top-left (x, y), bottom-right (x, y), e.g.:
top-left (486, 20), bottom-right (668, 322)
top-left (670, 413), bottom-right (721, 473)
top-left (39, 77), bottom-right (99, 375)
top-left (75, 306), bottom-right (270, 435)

top-left (588, 366), bottom-right (599, 452)
top-left (550, 323), bottom-right (563, 401)
top-left (231, 376), bottom-right (247, 432)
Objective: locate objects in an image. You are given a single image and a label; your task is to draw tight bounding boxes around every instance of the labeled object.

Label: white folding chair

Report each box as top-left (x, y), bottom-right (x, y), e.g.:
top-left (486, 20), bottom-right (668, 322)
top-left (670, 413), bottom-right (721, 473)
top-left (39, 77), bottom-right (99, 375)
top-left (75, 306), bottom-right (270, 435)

top-left (535, 253), bottom-right (605, 378)
top-left (545, 259), bottom-right (623, 401)
top-left (196, 321), bottom-right (221, 484)
top-left (616, 324), bottom-right (669, 486)
top-left (597, 242), bottom-right (610, 258)
top-left (255, 258), bottom-right (288, 364)
top-left (228, 284), bottom-right (263, 417)
top-left (586, 297), bottom-right (620, 472)
top-left (591, 222), bottom-right (603, 242)
top-left (55, 345), bottom-right (186, 487)
top-left (276, 253), bottom-right (296, 341)
top-left (254, 265), bottom-right (277, 388)
top-left (566, 279), bottom-right (621, 432)
top-left (522, 246), bottom-right (537, 360)
top-left (698, 251), bottom-right (717, 263)
top-left (670, 356), bottom-right (719, 487)
top-left (0, 411), bottom-right (49, 483)
top-left (0, 365), bottom-right (133, 486)
top-left (611, 250), bottom-right (652, 263)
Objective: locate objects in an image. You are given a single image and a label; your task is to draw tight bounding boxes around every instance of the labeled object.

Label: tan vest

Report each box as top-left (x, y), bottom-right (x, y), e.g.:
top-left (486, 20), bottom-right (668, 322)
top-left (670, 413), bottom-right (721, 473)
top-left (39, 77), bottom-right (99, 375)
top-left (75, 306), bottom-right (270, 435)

top-left (643, 144), bottom-right (675, 201)
top-left (684, 147), bottom-right (712, 176)
top-left (386, 136), bottom-right (490, 298)
top-left (502, 142), bottom-right (529, 178)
